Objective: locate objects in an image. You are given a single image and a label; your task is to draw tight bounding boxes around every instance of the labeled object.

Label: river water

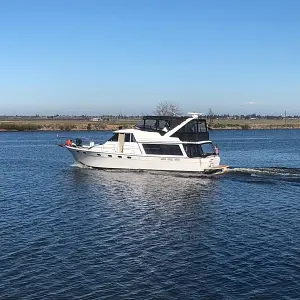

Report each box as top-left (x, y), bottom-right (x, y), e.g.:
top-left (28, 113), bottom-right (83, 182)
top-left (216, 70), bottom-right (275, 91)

top-left (1, 130), bottom-right (300, 299)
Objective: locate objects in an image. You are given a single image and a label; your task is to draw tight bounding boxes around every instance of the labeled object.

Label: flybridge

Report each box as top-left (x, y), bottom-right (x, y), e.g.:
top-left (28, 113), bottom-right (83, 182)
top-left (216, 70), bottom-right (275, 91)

top-left (136, 114), bottom-right (209, 142)
top-left (135, 116), bottom-right (187, 132)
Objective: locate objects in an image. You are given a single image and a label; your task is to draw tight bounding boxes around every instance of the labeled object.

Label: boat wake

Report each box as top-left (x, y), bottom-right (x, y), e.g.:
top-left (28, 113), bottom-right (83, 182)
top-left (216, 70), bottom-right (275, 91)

top-left (222, 167), bottom-right (300, 184)
top-left (70, 162), bottom-right (93, 169)
top-left (70, 161), bottom-right (300, 184)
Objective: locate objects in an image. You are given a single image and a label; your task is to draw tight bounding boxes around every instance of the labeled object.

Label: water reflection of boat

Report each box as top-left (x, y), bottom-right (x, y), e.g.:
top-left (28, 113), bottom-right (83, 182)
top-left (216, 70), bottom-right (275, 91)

top-left (69, 167), bottom-right (220, 246)
top-left (61, 113), bottom-right (227, 174)
top-left (71, 166), bottom-right (219, 206)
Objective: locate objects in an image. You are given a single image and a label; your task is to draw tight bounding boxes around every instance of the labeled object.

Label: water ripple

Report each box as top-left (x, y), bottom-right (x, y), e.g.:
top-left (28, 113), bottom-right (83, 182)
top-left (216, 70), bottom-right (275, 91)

top-left (1, 131), bottom-right (300, 299)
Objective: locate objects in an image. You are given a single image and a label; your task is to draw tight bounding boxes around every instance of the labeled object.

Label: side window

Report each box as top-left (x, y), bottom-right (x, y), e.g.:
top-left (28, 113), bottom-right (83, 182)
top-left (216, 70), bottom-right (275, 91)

top-left (143, 144), bottom-right (160, 154)
top-left (200, 143), bottom-right (215, 155)
top-left (125, 134), bottom-right (130, 142)
top-left (142, 144), bottom-right (183, 156)
top-left (131, 134), bottom-right (136, 142)
top-left (184, 143), bottom-right (214, 157)
top-left (176, 120), bottom-right (207, 133)
top-left (161, 145), bottom-right (182, 155)
top-left (198, 121), bottom-right (207, 132)
top-left (108, 133), bottom-right (118, 141)
top-left (124, 133), bottom-right (137, 142)
top-left (184, 144), bottom-right (201, 157)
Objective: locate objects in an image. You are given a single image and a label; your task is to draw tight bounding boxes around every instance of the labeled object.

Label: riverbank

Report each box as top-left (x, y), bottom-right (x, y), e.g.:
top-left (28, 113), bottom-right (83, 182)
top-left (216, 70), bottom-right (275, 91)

top-left (0, 118), bottom-right (300, 131)
top-left (0, 119), bottom-right (133, 131)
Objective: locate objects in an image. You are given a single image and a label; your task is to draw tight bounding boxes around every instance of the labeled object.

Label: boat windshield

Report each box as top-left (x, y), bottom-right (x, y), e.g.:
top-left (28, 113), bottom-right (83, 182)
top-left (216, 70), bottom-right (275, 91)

top-left (108, 133), bottom-right (118, 141)
top-left (184, 142), bottom-right (216, 158)
top-left (135, 116), bottom-right (186, 134)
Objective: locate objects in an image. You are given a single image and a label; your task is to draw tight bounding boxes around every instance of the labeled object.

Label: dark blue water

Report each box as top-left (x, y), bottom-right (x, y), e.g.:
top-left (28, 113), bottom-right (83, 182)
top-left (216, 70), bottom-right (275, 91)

top-left (1, 130), bottom-right (300, 299)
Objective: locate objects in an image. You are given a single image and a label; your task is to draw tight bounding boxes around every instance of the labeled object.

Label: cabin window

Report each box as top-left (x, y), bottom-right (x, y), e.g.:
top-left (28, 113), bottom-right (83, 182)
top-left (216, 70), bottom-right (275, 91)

top-left (131, 134), bottom-right (136, 142)
top-left (125, 134), bottom-right (130, 142)
top-left (184, 144), bottom-right (200, 158)
top-left (124, 133), bottom-right (136, 142)
top-left (142, 144), bottom-right (183, 156)
top-left (184, 143), bottom-right (215, 158)
top-left (200, 143), bottom-right (216, 156)
top-left (108, 133), bottom-right (118, 141)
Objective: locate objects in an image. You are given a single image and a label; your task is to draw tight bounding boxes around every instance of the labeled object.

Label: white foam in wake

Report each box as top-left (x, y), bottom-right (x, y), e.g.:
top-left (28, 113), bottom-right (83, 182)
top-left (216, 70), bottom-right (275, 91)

top-left (229, 167), bottom-right (300, 177)
top-left (70, 162), bottom-right (92, 169)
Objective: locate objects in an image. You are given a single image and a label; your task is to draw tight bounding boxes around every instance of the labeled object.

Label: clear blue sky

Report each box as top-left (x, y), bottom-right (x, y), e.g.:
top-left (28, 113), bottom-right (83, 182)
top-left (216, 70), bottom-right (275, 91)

top-left (0, 0), bottom-right (299, 115)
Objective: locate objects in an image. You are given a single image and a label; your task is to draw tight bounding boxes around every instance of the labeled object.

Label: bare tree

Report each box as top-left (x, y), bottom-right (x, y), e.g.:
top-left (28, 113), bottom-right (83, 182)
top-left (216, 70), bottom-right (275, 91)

top-left (154, 101), bottom-right (181, 116)
top-left (207, 108), bottom-right (214, 127)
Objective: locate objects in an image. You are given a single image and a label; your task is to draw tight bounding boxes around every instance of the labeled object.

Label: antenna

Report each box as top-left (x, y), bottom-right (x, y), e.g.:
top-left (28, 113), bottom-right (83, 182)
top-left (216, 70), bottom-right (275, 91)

top-left (187, 112), bottom-right (202, 118)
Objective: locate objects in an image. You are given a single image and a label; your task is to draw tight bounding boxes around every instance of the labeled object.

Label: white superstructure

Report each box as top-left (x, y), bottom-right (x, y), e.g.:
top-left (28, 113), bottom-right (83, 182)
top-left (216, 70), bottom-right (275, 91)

top-left (62, 114), bottom-right (225, 173)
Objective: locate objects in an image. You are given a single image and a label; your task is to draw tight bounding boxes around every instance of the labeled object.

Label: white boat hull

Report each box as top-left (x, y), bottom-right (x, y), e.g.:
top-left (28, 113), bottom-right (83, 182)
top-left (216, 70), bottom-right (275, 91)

top-left (66, 146), bottom-right (221, 173)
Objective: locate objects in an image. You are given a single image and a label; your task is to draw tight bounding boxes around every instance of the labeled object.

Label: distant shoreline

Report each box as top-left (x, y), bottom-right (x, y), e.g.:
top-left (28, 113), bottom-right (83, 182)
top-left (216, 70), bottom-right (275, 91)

top-left (0, 119), bottom-right (300, 131)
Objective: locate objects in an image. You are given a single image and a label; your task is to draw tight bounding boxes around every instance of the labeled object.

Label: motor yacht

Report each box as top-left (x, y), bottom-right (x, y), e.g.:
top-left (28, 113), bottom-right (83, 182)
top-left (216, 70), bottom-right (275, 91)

top-left (62, 113), bottom-right (227, 173)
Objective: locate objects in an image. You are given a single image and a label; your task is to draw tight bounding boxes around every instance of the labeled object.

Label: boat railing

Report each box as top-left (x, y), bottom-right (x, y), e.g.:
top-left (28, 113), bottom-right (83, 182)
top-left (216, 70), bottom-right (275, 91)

top-left (56, 134), bottom-right (95, 148)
